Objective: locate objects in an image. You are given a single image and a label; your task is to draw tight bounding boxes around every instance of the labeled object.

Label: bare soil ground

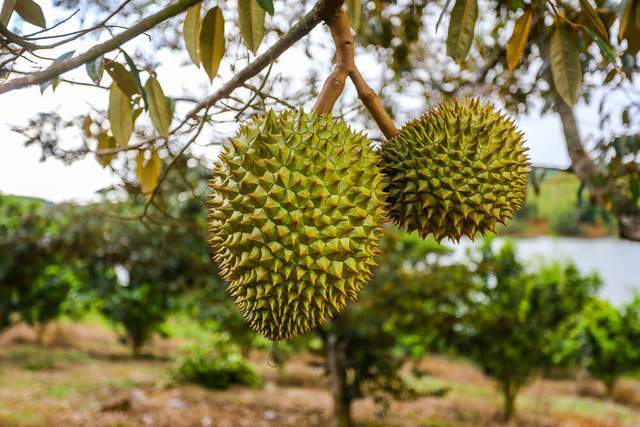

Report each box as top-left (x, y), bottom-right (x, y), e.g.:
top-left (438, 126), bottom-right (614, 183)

top-left (0, 323), bottom-right (639, 427)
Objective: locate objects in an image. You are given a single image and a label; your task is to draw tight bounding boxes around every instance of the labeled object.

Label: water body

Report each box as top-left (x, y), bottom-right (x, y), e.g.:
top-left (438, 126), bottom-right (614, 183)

top-left (446, 237), bottom-right (640, 306)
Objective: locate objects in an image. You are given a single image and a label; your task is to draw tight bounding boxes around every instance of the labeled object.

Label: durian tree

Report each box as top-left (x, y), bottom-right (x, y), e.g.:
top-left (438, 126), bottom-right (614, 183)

top-left (460, 240), bottom-right (601, 421)
top-left (0, 195), bottom-right (84, 336)
top-left (554, 297), bottom-right (640, 396)
top-left (317, 227), bottom-right (474, 426)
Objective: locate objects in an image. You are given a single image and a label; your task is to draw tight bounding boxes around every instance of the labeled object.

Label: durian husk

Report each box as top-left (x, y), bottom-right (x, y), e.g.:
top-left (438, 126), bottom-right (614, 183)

top-left (380, 98), bottom-right (530, 241)
top-left (208, 109), bottom-right (387, 340)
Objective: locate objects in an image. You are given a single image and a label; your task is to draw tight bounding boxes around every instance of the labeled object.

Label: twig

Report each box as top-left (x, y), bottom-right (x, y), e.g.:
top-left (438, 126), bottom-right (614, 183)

top-left (0, 0), bottom-right (202, 94)
top-left (312, 8), bottom-right (399, 138)
top-left (313, 8), bottom-right (352, 114)
top-left (141, 106), bottom-right (210, 218)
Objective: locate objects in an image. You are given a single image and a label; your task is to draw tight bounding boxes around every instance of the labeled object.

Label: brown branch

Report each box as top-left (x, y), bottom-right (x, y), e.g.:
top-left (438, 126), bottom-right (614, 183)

top-left (312, 8), bottom-right (399, 138)
top-left (313, 8), bottom-right (351, 115)
top-left (0, 0), bottom-right (202, 94)
top-left (349, 67), bottom-right (399, 139)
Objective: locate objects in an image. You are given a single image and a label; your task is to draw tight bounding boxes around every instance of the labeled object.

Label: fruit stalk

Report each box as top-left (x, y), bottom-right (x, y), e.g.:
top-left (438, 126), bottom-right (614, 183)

top-left (313, 8), bottom-right (400, 140)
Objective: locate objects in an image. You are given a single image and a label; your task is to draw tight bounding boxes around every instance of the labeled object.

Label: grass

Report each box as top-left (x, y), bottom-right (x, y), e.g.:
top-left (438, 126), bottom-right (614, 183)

top-left (552, 395), bottom-right (639, 422)
top-left (1, 345), bottom-right (90, 370)
top-left (0, 322), bottom-right (638, 426)
top-left (528, 172), bottom-right (580, 219)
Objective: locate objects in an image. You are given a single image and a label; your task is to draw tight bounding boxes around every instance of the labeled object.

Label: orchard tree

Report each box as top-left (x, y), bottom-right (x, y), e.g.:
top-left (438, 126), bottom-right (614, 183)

top-left (319, 227), bottom-right (473, 427)
top-left (0, 195), bottom-right (86, 336)
top-left (559, 297), bottom-right (640, 395)
top-left (460, 240), bottom-right (600, 420)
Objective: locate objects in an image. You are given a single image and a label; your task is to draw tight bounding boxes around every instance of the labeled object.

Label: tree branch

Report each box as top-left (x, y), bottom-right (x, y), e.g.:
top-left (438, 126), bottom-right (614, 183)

top-left (312, 8), bottom-right (398, 138)
top-left (313, 8), bottom-right (352, 115)
top-left (0, 0), bottom-right (202, 94)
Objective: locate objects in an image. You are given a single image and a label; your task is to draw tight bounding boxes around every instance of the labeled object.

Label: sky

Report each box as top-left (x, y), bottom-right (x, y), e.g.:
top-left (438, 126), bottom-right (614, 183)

top-left (0, 1), bottom-right (634, 203)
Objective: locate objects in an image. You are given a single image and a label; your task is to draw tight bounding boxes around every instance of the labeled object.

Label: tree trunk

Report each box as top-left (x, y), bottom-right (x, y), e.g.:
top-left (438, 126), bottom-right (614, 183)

top-left (131, 341), bottom-right (142, 358)
top-left (555, 98), bottom-right (640, 241)
top-left (500, 380), bottom-right (518, 422)
top-left (35, 323), bottom-right (47, 346)
top-left (604, 378), bottom-right (617, 398)
top-left (326, 333), bottom-right (352, 427)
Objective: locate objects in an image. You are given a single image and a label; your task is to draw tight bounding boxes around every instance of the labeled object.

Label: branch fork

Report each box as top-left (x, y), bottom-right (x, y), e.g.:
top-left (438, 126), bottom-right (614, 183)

top-left (313, 8), bottom-right (399, 139)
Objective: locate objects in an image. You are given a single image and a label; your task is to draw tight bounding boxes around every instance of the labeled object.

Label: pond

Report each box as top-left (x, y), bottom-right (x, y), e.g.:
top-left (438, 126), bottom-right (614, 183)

top-left (447, 237), bottom-right (640, 305)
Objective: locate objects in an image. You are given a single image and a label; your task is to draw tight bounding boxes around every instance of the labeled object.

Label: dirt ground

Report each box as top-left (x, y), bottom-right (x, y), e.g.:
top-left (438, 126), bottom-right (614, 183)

top-left (0, 323), bottom-right (639, 427)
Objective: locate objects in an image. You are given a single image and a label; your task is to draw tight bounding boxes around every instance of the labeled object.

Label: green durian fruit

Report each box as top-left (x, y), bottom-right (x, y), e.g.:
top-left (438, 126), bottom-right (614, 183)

top-left (209, 109), bottom-right (387, 340)
top-left (380, 98), bottom-right (530, 242)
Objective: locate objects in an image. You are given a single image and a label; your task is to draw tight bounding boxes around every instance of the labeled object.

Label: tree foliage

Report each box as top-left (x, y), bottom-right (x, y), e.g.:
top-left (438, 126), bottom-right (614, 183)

top-left (460, 240), bottom-right (601, 420)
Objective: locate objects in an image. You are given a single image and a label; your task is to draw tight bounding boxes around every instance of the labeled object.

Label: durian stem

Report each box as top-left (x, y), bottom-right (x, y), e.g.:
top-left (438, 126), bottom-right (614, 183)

top-left (349, 68), bottom-right (399, 139)
top-left (313, 9), bottom-right (400, 140)
top-left (314, 9), bottom-right (353, 115)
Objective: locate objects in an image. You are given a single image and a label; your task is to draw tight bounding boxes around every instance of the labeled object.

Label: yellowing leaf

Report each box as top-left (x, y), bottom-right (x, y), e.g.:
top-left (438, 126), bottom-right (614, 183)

top-left (82, 115), bottom-right (92, 138)
top-left (96, 132), bottom-right (116, 168)
top-left (14, 0), bottom-right (45, 28)
top-left (183, 3), bottom-right (202, 66)
top-left (0, 0), bottom-right (17, 25)
top-left (346, 0), bottom-right (361, 31)
top-left (136, 149), bottom-right (162, 199)
top-left (145, 76), bottom-right (173, 138)
top-left (620, 0), bottom-right (640, 54)
top-left (603, 68), bottom-right (617, 84)
top-left (446, 0), bottom-right (478, 63)
top-left (200, 6), bottom-right (225, 81)
top-left (506, 8), bottom-right (532, 71)
top-left (618, 0), bottom-right (636, 43)
top-left (108, 83), bottom-right (134, 147)
top-left (104, 60), bottom-right (140, 97)
top-left (238, 0), bottom-right (265, 54)
top-left (550, 25), bottom-right (582, 106)
top-left (579, 0), bottom-right (608, 41)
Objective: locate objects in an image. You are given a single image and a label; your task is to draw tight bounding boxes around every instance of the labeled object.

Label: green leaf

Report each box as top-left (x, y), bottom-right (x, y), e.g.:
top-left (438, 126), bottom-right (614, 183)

top-left (108, 83), bottom-right (134, 147)
top-left (183, 3), bottom-right (202, 66)
top-left (436, 0), bottom-right (453, 32)
top-left (0, 0), bottom-right (17, 25)
top-left (506, 8), bottom-right (532, 71)
top-left (145, 76), bottom-right (173, 138)
top-left (39, 50), bottom-right (74, 93)
top-left (104, 59), bottom-right (140, 98)
top-left (121, 50), bottom-right (147, 110)
top-left (238, 0), bottom-right (265, 54)
top-left (86, 56), bottom-right (104, 85)
top-left (550, 25), bottom-right (582, 106)
top-left (96, 132), bottom-right (116, 168)
top-left (136, 149), bottom-right (162, 199)
top-left (14, 0), bottom-right (45, 28)
top-left (346, 0), bottom-right (361, 31)
top-left (587, 29), bottom-right (616, 64)
top-left (579, 0), bottom-right (608, 41)
top-left (200, 6), bottom-right (225, 81)
top-left (446, 0), bottom-right (478, 63)
top-left (256, 0), bottom-right (274, 15)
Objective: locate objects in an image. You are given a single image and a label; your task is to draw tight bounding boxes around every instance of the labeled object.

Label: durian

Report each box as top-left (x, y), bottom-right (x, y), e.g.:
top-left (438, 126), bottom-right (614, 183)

top-left (380, 98), bottom-right (530, 241)
top-left (208, 110), bottom-right (387, 340)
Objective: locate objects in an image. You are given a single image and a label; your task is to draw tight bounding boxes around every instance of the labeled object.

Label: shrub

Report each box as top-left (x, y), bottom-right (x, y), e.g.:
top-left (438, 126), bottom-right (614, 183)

top-left (551, 208), bottom-right (580, 235)
top-left (171, 333), bottom-right (261, 389)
